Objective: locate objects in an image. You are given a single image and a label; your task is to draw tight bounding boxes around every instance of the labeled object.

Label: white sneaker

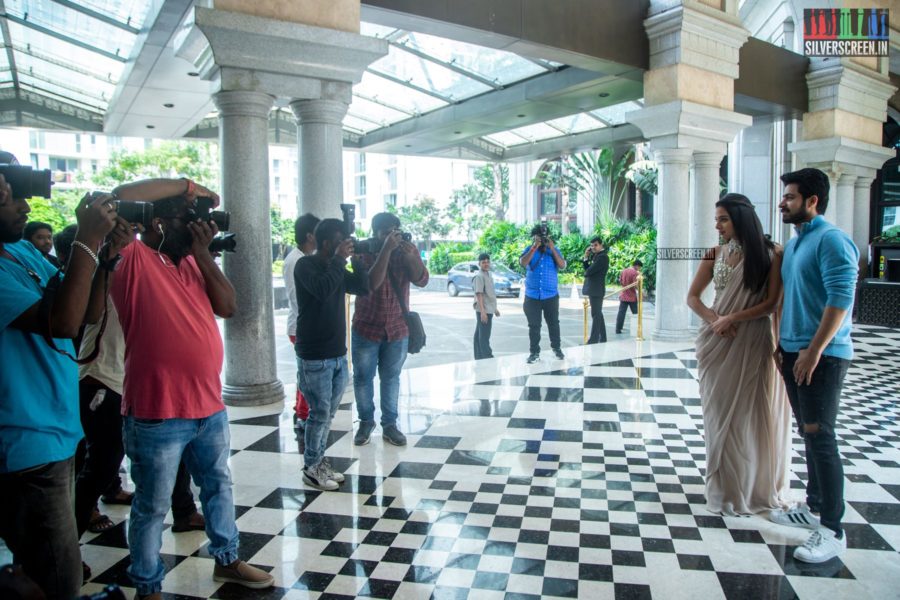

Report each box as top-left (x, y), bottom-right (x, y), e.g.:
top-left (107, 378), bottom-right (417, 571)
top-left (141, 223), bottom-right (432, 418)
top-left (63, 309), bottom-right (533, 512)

top-left (302, 463), bottom-right (339, 491)
top-left (794, 527), bottom-right (846, 563)
top-left (770, 505), bottom-right (821, 529)
top-left (321, 458), bottom-right (345, 484)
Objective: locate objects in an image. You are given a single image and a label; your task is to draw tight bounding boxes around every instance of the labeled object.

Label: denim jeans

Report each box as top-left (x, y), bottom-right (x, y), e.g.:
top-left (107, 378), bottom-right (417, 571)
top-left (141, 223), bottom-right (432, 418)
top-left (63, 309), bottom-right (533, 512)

top-left (780, 351), bottom-right (850, 536)
top-left (0, 457), bottom-right (82, 600)
top-left (522, 295), bottom-right (560, 354)
top-left (124, 409), bottom-right (238, 595)
top-left (352, 331), bottom-right (408, 427)
top-left (298, 355), bottom-right (348, 467)
top-left (473, 313), bottom-right (494, 359)
top-left (616, 301), bottom-right (637, 333)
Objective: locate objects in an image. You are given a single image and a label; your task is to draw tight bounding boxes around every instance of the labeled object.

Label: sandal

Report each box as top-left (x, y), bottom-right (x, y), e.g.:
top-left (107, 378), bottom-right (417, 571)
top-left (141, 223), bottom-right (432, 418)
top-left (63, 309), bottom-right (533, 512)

top-left (88, 507), bottom-right (116, 534)
top-left (100, 489), bottom-right (134, 506)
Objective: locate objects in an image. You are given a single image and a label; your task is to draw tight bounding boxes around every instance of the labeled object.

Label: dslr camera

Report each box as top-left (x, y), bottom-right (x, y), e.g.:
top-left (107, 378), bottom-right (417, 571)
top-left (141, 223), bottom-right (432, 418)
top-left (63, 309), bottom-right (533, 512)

top-left (112, 193), bottom-right (235, 253)
top-left (538, 219), bottom-right (550, 246)
top-left (0, 163), bottom-right (53, 198)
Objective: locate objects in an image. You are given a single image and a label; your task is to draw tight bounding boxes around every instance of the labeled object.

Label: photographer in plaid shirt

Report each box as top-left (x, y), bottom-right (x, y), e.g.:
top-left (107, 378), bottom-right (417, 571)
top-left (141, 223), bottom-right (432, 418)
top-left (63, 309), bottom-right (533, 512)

top-left (351, 212), bottom-right (429, 447)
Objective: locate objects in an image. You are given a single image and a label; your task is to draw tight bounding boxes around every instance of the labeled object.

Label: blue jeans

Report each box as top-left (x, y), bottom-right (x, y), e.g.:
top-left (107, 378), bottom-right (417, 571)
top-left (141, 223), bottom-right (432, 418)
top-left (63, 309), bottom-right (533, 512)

top-left (124, 410), bottom-right (238, 595)
top-left (352, 331), bottom-right (408, 427)
top-left (780, 351), bottom-right (849, 536)
top-left (298, 355), bottom-right (348, 467)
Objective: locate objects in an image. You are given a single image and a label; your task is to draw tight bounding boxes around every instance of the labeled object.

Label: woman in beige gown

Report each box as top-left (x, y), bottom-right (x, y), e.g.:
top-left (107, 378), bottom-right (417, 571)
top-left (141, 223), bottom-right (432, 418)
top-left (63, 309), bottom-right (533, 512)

top-left (687, 193), bottom-right (791, 515)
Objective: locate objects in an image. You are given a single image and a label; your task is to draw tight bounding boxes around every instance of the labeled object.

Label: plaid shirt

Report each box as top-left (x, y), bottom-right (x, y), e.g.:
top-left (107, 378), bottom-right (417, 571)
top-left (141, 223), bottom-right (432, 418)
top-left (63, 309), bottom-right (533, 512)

top-left (352, 250), bottom-right (429, 342)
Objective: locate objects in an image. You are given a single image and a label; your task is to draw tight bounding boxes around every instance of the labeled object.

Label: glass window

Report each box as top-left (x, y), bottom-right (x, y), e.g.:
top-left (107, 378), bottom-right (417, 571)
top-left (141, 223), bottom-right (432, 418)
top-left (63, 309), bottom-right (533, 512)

top-left (384, 193), bottom-right (397, 207)
top-left (369, 45), bottom-right (492, 102)
top-left (540, 191), bottom-right (559, 215)
top-left (355, 175), bottom-right (366, 197)
top-left (385, 167), bottom-right (397, 190)
top-left (354, 71), bottom-right (446, 116)
top-left (355, 153), bottom-right (366, 173)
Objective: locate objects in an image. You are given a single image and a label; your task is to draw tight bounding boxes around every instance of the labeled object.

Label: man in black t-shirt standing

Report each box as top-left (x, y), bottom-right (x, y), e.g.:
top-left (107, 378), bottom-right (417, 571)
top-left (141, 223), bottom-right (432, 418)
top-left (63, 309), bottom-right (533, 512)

top-left (294, 219), bottom-right (368, 491)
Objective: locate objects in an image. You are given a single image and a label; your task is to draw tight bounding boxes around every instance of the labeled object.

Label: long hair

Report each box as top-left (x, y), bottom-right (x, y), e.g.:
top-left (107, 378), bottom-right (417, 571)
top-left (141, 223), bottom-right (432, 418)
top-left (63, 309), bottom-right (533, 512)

top-left (716, 193), bottom-right (773, 293)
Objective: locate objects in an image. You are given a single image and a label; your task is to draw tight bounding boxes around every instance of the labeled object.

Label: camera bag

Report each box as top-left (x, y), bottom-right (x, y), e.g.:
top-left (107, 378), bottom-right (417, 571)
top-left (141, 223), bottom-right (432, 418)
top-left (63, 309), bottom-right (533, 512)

top-left (388, 272), bottom-right (426, 354)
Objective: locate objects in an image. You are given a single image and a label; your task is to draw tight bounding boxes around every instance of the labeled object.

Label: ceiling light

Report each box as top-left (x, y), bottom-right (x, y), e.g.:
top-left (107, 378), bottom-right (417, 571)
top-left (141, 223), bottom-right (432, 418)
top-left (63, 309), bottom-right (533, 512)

top-left (163, 103), bottom-right (174, 108)
top-left (517, 114), bottom-right (526, 118)
top-left (146, 125), bottom-right (155, 129)
top-left (187, 71), bottom-right (199, 77)
top-left (598, 92), bottom-right (610, 98)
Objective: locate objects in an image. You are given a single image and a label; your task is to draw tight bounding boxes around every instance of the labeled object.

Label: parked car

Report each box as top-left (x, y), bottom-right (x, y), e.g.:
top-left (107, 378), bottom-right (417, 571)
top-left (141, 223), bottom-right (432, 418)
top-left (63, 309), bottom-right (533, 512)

top-left (446, 261), bottom-right (522, 298)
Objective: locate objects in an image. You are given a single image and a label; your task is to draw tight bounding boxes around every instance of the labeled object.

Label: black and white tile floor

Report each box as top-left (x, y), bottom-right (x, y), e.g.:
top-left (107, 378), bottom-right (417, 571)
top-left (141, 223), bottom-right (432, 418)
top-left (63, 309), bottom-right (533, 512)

top-left (77, 325), bottom-right (900, 599)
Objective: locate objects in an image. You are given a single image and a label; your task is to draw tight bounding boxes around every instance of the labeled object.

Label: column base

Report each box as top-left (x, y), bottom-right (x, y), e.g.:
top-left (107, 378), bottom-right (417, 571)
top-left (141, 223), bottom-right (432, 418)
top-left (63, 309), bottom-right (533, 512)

top-left (223, 380), bottom-right (285, 406)
top-left (651, 328), bottom-right (696, 342)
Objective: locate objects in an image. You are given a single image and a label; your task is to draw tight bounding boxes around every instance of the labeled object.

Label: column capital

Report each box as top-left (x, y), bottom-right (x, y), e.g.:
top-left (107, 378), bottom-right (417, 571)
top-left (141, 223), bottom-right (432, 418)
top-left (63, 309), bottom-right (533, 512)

top-left (653, 147), bottom-right (694, 165)
top-left (291, 98), bottom-right (349, 125)
top-left (855, 175), bottom-right (875, 188)
top-left (692, 152), bottom-right (725, 168)
top-left (213, 90), bottom-right (274, 119)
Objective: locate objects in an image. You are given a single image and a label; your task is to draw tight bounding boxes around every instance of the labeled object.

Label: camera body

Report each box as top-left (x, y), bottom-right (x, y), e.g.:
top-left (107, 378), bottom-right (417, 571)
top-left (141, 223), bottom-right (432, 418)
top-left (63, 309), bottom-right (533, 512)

top-left (112, 199), bottom-right (155, 229)
top-left (0, 163), bottom-right (53, 199)
top-left (208, 232), bottom-right (236, 254)
top-left (538, 219), bottom-right (549, 246)
top-left (191, 196), bottom-right (230, 232)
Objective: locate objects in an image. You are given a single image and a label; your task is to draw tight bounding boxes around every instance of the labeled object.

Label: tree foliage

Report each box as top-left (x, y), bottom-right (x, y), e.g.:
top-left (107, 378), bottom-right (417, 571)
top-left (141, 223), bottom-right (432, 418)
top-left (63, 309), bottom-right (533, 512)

top-left (26, 188), bottom-right (85, 231)
top-left (90, 140), bottom-right (218, 190)
top-left (446, 163), bottom-right (510, 241)
top-left (387, 194), bottom-right (451, 251)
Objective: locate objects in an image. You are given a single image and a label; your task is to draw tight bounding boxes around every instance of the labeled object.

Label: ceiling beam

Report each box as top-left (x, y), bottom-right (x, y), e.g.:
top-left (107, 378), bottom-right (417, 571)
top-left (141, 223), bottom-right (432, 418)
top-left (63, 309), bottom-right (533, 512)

top-left (366, 67), bottom-right (455, 104)
top-left (389, 37), bottom-right (503, 91)
top-left (5, 14), bottom-right (126, 63)
top-left (47, 0), bottom-right (141, 34)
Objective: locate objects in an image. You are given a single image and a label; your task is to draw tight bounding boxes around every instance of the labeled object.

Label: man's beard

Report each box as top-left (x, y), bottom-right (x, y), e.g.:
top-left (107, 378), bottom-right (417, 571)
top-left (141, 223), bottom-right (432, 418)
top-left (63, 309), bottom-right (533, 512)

top-left (781, 205), bottom-right (812, 224)
top-left (161, 230), bottom-right (193, 257)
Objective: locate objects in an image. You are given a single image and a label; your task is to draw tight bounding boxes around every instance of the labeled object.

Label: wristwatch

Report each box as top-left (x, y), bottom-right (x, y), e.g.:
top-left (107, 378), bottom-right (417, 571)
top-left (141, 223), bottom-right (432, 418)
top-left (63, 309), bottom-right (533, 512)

top-left (99, 253), bottom-right (123, 272)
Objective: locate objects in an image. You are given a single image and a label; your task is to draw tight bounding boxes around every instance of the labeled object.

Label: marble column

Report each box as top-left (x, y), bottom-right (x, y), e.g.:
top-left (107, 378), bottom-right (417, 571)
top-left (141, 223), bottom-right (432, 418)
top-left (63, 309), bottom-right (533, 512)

top-left (834, 173), bottom-right (857, 239)
top-left (291, 97), bottom-right (349, 219)
top-left (853, 176), bottom-right (874, 267)
top-left (690, 152), bottom-right (724, 327)
top-left (214, 90), bottom-right (284, 406)
top-left (653, 148), bottom-right (694, 338)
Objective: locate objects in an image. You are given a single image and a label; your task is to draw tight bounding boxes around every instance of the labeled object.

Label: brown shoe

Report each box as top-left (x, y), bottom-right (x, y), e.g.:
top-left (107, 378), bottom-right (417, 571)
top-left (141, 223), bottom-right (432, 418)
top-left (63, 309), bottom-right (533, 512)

top-left (213, 560), bottom-right (274, 589)
top-left (171, 510), bottom-right (205, 533)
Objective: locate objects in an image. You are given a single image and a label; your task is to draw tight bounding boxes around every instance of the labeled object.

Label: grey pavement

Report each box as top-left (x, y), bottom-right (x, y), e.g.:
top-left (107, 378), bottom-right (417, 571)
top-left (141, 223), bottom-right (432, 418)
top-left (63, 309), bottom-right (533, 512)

top-left (273, 289), bottom-right (654, 383)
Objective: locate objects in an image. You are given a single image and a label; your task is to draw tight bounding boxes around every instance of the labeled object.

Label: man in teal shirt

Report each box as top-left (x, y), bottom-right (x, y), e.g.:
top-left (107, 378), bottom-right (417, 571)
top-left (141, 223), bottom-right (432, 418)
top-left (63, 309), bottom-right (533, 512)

top-left (770, 167), bottom-right (858, 564)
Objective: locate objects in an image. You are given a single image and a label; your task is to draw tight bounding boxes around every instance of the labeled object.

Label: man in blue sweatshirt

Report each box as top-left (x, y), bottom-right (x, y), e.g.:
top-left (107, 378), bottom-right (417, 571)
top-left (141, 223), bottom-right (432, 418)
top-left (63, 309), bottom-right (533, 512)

top-left (770, 168), bottom-right (858, 564)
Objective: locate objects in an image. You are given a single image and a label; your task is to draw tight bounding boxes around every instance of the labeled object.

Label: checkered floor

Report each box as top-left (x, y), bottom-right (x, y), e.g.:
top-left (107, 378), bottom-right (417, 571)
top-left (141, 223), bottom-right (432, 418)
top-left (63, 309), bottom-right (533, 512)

top-left (74, 325), bottom-right (900, 599)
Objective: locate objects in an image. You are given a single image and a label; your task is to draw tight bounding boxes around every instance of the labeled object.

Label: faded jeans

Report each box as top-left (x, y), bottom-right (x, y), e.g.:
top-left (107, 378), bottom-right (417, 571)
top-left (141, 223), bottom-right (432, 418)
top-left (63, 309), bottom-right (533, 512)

top-left (298, 355), bottom-right (348, 467)
top-left (124, 409), bottom-right (238, 595)
top-left (352, 332), bottom-right (408, 427)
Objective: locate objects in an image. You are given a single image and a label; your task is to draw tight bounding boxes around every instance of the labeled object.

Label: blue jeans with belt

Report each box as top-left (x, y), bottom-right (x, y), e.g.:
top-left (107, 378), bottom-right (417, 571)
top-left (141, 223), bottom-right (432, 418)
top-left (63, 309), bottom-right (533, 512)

top-left (780, 351), bottom-right (850, 536)
top-left (124, 409), bottom-right (238, 596)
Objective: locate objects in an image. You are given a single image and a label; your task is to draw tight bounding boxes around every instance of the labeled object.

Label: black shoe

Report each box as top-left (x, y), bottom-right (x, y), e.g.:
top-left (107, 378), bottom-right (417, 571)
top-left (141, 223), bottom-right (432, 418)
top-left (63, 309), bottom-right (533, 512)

top-left (526, 353), bottom-right (540, 364)
top-left (553, 348), bottom-right (565, 360)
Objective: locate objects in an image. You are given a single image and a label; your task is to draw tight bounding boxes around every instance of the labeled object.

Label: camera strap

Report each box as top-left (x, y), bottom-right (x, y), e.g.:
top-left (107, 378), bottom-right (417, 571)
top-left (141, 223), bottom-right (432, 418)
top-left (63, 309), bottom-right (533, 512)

top-left (387, 270), bottom-right (410, 317)
top-left (38, 268), bottom-right (108, 365)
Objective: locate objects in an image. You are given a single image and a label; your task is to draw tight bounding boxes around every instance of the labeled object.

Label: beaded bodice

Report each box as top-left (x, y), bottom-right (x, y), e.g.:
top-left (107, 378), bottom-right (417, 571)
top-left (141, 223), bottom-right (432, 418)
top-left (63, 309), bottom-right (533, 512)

top-left (713, 239), bottom-right (742, 292)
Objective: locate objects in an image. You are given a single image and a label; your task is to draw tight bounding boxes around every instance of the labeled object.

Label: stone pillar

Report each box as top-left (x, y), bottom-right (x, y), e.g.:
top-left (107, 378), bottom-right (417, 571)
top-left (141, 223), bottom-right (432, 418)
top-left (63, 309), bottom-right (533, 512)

top-left (654, 148), bottom-right (694, 337)
top-left (853, 176), bottom-right (874, 269)
top-left (690, 152), bottom-right (724, 327)
top-left (833, 173), bottom-right (857, 238)
top-left (214, 90), bottom-right (284, 406)
top-left (291, 94), bottom-right (350, 219)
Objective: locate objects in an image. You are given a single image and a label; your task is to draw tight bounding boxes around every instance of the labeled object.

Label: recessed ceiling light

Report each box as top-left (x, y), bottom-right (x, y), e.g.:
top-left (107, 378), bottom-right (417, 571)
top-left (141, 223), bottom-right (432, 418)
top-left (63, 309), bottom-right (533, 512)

top-left (598, 92), bottom-right (610, 98)
top-left (404, 144), bottom-right (411, 147)
top-left (146, 125), bottom-right (155, 129)
top-left (187, 71), bottom-right (199, 77)
top-left (454, 131), bottom-right (462, 134)
top-left (517, 114), bottom-right (526, 118)
top-left (163, 103), bottom-right (174, 108)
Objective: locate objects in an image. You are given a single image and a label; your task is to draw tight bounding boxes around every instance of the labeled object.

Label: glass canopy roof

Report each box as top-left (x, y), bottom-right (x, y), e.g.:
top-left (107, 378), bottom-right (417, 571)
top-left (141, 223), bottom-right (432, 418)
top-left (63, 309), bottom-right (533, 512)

top-left (2, 4), bottom-right (636, 155)
top-left (0, 0), bottom-right (156, 112)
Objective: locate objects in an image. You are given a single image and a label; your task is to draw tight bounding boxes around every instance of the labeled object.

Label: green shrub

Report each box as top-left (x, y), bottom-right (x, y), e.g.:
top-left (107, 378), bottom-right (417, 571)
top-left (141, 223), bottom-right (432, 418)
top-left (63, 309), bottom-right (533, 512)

top-left (428, 242), bottom-right (475, 274)
top-left (595, 218), bottom-right (657, 292)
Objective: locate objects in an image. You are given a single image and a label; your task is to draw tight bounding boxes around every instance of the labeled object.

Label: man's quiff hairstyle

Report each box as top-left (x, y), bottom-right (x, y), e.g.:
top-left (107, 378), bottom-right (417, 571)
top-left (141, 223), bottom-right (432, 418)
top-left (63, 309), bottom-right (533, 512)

top-left (294, 213), bottom-right (320, 247)
top-left (780, 168), bottom-right (830, 214)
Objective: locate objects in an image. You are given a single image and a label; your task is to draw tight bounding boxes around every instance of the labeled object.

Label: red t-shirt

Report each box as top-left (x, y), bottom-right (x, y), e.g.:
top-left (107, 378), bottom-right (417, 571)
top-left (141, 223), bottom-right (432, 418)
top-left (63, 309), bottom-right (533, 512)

top-left (110, 241), bottom-right (224, 419)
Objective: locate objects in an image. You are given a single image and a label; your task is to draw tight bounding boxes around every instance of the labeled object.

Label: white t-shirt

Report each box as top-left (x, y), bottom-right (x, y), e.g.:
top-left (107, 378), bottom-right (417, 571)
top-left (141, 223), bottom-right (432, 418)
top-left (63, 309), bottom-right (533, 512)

top-left (283, 247), bottom-right (304, 337)
top-left (78, 300), bottom-right (125, 394)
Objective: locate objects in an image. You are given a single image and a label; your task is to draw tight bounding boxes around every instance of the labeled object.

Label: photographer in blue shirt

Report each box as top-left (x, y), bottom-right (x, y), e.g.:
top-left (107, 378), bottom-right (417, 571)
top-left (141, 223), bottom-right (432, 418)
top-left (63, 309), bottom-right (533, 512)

top-left (519, 223), bottom-right (567, 363)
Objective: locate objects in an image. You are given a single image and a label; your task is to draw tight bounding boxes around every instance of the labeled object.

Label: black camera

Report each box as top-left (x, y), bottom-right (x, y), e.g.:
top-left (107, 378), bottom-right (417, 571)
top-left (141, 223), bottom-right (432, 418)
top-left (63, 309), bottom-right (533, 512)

top-left (0, 163), bottom-right (53, 198)
top-left (191, 195), bottom-right (230, 231)
top-left (208, 232), bottom-right (236, 254)
top-left (340, 203), bottom-right (356, 237)
top-left (538, 219), bottom-right (549, 245)
top-left (113, 199), bottom-right (155, 229)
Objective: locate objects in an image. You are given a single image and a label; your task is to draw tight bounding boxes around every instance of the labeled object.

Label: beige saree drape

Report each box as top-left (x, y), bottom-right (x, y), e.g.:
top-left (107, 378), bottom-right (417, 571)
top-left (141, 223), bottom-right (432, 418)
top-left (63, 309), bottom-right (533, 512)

top-left (696, 257), bottom-right (791, 515)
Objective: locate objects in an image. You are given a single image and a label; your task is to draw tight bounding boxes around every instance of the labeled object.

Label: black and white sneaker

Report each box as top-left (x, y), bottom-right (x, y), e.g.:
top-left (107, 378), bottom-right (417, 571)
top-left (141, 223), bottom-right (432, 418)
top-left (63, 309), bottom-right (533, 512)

top-left (302, 463), bottom-right (339, 491)
top-left (526, 353), bottom-right (540, 364)
top-left (770, 504), bottom-right (821, 529)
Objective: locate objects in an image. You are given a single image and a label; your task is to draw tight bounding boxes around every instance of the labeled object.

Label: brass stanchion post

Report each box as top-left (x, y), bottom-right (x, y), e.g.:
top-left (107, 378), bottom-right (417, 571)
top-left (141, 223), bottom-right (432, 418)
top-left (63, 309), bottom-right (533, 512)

top-left (583, 297), bottom-right (589, 344)
top-left (636, 274), bottom-right (644, 341)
